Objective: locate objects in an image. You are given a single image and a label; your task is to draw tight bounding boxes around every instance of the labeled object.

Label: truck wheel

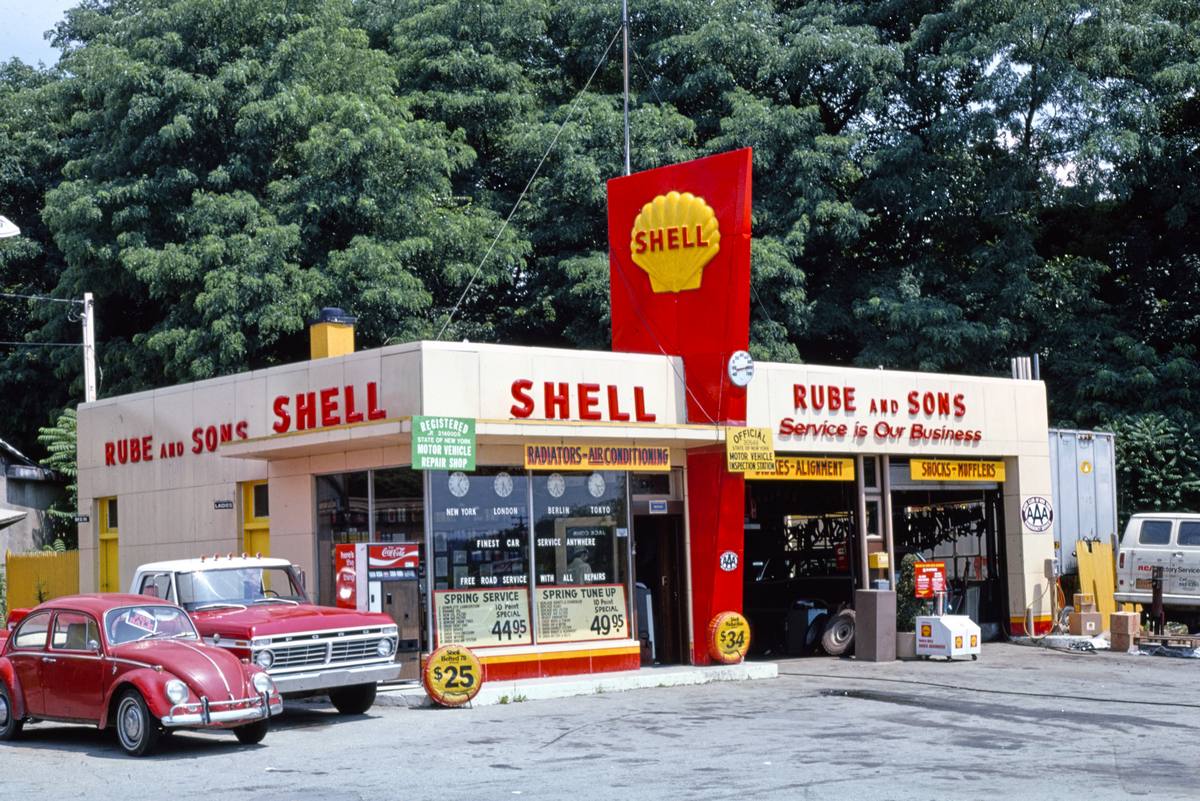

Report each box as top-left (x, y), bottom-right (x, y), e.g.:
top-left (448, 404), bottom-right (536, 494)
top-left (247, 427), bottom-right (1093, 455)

top-left (329, 683), bottom-right (377, 715)
top-left (234, 719), bottom-right (269, 745)
top-left (805, 612), bottom-right (830, 653)
top-left (115, 689), bottom-right (161, 757)
top-left (821, 609), bottom-right (856, 656)
top-left (0, 683), bottom-right (24, 740)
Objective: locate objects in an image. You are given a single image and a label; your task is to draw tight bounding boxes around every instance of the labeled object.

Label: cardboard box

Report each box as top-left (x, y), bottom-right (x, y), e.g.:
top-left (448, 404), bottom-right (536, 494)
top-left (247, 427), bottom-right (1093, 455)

top-left (1073, 592), bottom-right (1096, 612)
top-left (1110, 632), bottom-right (1134, 652)
top-left (1069, 611), bottom-right (1104, 636)
top-left (1110, 611), bottom-right (1139, 636)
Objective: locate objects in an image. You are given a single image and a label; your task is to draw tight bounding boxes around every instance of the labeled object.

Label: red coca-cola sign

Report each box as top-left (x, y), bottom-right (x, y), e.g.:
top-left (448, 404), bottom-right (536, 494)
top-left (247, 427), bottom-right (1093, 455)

top-left (369, 544), bottom-right (419, 569)
top-left (334, 544), bottom-right (358, 609)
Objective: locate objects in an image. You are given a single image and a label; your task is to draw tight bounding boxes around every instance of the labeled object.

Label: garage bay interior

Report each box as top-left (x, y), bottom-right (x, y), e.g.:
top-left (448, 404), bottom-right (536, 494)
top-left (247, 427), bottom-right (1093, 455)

top-left (743, 455), bottom-right (1009, 658)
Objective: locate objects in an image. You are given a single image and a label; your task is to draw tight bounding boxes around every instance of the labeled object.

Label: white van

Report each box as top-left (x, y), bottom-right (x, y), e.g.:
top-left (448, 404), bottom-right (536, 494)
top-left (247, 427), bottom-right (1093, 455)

top-left (1115, 513), bottom-right (1200, 623)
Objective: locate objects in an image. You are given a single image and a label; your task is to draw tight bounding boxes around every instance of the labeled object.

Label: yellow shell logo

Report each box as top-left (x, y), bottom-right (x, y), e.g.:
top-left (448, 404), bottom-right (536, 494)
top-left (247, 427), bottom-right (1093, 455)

top-left (629, 191), bottom-right (720, 293)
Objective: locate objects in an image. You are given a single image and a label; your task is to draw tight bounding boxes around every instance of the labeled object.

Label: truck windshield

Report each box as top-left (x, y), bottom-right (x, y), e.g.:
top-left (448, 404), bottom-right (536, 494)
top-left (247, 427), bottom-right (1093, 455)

top-left (176, 567), bottom-right (308, 610)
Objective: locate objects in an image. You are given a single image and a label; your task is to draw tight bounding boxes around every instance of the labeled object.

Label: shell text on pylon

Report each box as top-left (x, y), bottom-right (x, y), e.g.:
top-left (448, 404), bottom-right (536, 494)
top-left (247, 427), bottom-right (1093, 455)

top-left (629, 191), bottom-right (720, 293)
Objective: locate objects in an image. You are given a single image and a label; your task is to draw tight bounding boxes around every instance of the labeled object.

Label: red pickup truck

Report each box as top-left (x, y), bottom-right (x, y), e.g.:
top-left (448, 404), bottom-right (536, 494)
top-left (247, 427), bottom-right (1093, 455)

top-left (0, 609), bottom-right (28, 651)
top-left (129, 556), bottom-right (402, 713)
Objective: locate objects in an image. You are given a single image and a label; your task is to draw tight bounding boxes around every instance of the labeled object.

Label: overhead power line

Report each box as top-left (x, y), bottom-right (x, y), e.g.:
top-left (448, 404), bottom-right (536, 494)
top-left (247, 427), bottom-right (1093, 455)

top-left (0, 340), bottom-right (82, 347)
top-left (436, 25), bottom-right (625, 340)
top-left (0, 292), bottom-right (84, 305)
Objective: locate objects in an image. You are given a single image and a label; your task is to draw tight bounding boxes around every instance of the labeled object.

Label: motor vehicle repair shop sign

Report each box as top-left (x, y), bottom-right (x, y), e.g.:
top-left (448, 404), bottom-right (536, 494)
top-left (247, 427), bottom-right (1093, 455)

top-left (412, 416), bottom-right (476, 471)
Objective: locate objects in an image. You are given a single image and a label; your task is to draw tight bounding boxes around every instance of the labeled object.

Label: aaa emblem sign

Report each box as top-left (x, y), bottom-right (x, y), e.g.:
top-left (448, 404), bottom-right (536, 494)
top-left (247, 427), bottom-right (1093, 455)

top-left (424, 645), bottom-right (483, 707)
top-left (707, 611), bottom-right (751, 664)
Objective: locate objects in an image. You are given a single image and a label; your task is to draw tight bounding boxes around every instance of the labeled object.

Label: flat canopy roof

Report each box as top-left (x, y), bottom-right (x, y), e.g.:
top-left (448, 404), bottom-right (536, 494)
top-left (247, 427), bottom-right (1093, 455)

top-left (220, 416), bottom-right (723, 460)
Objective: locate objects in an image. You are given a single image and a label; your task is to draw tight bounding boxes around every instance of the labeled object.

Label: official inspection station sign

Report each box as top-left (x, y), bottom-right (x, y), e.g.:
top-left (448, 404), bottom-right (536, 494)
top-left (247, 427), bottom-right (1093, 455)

top-left (726, 427), bottom-right (776, 472)
top-left (412, 416), bottom-right (476, 471)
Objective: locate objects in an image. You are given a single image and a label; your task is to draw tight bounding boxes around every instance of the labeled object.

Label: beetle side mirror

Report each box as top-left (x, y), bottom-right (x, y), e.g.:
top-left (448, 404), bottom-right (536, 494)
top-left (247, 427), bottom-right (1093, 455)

top-left (87, 639), bottom-right (101, 653)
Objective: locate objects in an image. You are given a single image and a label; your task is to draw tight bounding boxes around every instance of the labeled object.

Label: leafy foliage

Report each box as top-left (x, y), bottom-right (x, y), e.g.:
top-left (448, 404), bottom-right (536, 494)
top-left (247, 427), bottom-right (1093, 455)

top-left (37, 408), bottom-right (78, 549)
top-left (0, 0), bottom-right (1198, 506)
top-left (1109, 414), bottom-right (1200, 522)
top-left (896, 553), bottom-right (927, 633)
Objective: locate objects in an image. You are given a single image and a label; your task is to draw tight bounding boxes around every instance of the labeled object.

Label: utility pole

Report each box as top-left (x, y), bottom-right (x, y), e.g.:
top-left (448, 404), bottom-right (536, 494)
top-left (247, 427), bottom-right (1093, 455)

top-left (82, 292), bottom-right (97, 402)
top-left (622, 0), bottom-right (631, 176)
top-left (1, 213), bottom-right (97, 402)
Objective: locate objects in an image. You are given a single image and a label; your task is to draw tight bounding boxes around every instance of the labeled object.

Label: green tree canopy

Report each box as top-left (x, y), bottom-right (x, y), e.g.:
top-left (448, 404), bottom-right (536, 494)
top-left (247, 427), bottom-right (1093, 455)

top-left (1, 0), bottom-right (1198, 513)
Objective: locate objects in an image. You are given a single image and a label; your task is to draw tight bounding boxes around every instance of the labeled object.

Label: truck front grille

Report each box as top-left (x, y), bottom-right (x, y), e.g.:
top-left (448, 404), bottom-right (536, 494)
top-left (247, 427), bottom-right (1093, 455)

top-left (272, 643), bottom-right (330, 669)
top-left (258, 628), bottom-right (393, 673)
top-left (330, 638), bottom-right (384, 662)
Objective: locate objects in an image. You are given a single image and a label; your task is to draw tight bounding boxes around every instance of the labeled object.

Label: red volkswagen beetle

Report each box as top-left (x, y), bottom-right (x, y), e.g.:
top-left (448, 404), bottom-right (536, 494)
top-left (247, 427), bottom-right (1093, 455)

top-left (0, 594), bottom-right (283, 756)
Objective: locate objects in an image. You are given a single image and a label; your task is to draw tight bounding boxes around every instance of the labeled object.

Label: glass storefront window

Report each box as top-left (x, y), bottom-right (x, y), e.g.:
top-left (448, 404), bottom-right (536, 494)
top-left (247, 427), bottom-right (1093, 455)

top-left (429, 467), bottom-right (532, 649)
top-left (315, 471), bottom-right (369, 605)
top-left (533, 471), bottom-right (628, 587)
top-left (373, 468), bottom-right (424, 543)
top-left (532, 471), bottom-right (632, 644)
top-left (315, 465), bottom-right (635, 650)
top-left (429, 467), bottom-right (530, 591)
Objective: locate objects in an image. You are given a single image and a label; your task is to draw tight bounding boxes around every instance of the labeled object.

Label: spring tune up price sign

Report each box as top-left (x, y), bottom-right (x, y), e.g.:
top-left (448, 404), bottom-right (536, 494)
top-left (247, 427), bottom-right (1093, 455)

top-left (536, 585), bottom-right (629, 643)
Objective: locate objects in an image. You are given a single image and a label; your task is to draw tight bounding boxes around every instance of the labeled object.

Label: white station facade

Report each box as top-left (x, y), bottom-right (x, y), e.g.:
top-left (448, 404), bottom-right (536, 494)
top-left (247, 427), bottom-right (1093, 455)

top-left (76, 335), bottom-right (1056, 679)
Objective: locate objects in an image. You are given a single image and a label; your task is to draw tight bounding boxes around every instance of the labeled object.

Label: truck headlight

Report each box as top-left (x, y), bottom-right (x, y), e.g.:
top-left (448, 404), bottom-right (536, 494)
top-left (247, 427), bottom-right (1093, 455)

top-left (377, 638), bottom-right (395, 657)
top-left (255, 649), bottom-right (275, 669)
top-left (165, 679), bottom-right (188, 704)
top-left (252, 672), bottom-right (275, 694)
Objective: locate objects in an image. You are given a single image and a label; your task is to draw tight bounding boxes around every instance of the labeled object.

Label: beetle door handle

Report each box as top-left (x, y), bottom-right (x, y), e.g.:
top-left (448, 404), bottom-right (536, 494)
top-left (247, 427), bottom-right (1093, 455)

top-left (41, 657), bottom-right (56, 663)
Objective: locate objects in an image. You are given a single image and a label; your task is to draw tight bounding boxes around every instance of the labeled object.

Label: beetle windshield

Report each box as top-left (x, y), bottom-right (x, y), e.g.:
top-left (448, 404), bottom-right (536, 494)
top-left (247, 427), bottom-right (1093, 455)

top-left (176, 567), bottom-right (307, 610)
top-left (106, 605), bottom-right (199, 645)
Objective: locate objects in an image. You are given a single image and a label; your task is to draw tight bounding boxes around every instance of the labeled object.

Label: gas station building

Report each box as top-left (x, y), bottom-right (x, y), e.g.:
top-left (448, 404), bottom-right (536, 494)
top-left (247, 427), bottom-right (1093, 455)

top-left (75, 149), bottom-right (1057, 680)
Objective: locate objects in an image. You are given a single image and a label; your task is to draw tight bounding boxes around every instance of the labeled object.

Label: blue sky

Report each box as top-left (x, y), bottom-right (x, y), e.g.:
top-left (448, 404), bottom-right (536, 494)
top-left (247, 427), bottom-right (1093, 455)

top-left (0, 0), bottom-right (77, 66)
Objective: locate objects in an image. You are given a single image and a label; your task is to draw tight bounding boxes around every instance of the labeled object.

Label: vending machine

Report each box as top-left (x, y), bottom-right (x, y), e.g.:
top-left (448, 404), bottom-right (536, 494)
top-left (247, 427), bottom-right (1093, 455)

top-left (335, 543), bottom-right (423, 667)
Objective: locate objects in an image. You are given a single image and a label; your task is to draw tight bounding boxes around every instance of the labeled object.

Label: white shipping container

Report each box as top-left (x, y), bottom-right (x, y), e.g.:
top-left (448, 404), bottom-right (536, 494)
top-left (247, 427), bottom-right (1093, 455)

top-left (1049, 428), bottom-right (1118, 574)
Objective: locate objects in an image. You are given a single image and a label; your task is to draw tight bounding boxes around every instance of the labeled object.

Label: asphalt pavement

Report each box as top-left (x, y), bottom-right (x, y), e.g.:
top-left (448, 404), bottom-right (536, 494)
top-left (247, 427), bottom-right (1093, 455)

top-left (2, 643), bottom-right (1197, 800)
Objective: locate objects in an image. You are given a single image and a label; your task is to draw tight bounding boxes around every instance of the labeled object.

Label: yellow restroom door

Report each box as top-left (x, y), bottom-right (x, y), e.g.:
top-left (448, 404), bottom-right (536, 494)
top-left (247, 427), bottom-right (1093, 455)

top-left (241, 481), bottom-right (270, 557)
top-left (98, 497), bottom-right (119, 592)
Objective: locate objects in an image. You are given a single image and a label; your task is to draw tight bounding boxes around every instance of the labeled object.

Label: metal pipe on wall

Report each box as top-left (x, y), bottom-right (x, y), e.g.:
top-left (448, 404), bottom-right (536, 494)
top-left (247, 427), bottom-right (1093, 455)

top-left (881, 456), bottom-right (896, 589)
top-left (855, 455), bottom-right (869, 589)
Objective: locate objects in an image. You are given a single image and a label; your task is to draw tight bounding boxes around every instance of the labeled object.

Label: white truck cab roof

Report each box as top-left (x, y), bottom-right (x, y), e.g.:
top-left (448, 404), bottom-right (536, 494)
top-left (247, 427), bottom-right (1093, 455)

top-left (1127, 512), bottom-right (1200, 520)
top-left (135, 556), bottom-right (295, 573)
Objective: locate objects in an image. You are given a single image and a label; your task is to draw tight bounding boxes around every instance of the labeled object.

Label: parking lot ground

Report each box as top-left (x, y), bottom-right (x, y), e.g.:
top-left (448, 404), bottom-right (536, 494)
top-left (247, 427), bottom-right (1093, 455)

top-left (2, 642), bottom-right (1197, 801)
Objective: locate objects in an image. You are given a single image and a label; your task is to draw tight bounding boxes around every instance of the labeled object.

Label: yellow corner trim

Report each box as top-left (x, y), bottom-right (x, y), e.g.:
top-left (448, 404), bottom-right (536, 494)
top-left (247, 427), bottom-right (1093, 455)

top-left (479, 646), bottom-right (641, 664)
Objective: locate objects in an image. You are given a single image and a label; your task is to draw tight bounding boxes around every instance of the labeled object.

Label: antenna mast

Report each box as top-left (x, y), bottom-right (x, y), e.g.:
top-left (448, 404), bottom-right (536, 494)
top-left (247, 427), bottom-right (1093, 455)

top-left (622, 0), bottom-right (631, 176)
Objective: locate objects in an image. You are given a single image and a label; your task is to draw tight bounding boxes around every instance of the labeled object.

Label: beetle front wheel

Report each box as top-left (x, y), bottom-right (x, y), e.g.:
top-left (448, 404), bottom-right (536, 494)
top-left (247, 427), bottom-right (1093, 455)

top-left (0, 683), bottom-right (24, 741)
top-left (115, 689), bottom-right (160, 757)
top-left (234, 719), bottom-right (268, 744)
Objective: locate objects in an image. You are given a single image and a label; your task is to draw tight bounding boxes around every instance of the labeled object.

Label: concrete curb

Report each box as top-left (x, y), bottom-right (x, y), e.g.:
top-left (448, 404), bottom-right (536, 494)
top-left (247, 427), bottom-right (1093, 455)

top-left (375, 662), bottom-right (779, 708)
top-left (1011, 634), bottom-right (1110, 650)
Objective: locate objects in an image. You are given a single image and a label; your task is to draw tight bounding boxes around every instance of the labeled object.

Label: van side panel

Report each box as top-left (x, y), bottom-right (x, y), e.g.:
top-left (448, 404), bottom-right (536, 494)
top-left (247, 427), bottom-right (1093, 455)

top-left (1116, 516), bottom-right (1200, 610)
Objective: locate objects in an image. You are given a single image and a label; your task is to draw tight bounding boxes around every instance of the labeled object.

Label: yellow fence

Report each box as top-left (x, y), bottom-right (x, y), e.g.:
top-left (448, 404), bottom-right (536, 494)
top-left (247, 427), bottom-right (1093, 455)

top-left (4, 550), bottom-right (80, 612)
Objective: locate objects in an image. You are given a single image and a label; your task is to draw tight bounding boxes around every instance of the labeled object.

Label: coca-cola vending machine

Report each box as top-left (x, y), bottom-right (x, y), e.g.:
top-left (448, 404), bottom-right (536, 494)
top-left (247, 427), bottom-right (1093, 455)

top-left (335, 543), bottom-right (423, 669)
